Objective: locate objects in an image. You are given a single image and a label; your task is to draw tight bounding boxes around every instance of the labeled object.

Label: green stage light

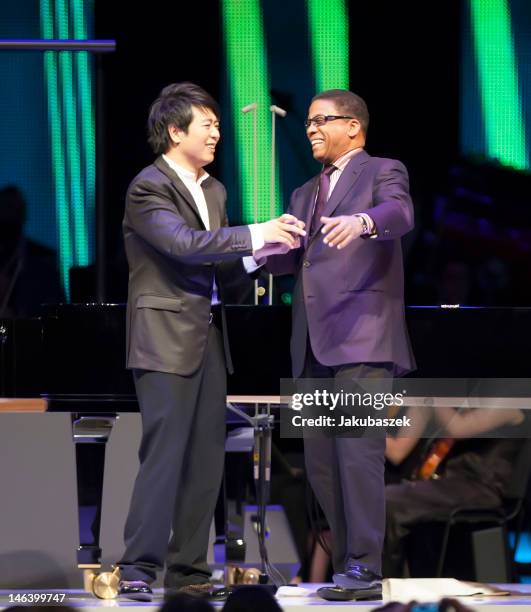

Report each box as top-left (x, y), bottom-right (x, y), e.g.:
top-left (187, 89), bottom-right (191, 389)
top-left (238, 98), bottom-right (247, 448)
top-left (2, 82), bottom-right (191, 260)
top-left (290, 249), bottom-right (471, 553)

top-left (72, 0), bottom-right (95, 263)
top-left (470, 0), bottom-right (529, 170)
top-left (281, 292), bottom-right (292, 305)
top-left (307, 0), bottom-right (349, 92)
top-left (57, 0), bottom-right (87, 267)
top-left (222, 0), bottom-right (281, 223)
top-left (56, 0), bottom-right (88, 266)
top-left (41, 0), bottom-right (72, 299)
top-left (40, 0), bottom-right (95, 300)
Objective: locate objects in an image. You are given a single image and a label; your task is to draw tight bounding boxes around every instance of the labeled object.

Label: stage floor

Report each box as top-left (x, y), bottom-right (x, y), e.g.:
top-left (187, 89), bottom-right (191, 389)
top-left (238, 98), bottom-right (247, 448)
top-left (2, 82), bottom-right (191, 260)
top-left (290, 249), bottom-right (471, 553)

top-left (2, 584), bottom-right (531, 611)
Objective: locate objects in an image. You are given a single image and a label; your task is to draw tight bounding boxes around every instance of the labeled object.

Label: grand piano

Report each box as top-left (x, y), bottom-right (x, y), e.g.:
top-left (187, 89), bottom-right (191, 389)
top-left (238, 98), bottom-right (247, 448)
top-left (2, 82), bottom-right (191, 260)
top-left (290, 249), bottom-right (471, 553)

top-left (1, 304), bottom-right (531, 574)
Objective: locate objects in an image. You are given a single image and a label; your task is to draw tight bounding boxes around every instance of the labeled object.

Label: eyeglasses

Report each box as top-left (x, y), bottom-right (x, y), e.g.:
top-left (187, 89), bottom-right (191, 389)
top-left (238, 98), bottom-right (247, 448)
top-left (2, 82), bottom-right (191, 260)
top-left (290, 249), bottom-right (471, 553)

top-left (304, 114), bottom-right (354, 128)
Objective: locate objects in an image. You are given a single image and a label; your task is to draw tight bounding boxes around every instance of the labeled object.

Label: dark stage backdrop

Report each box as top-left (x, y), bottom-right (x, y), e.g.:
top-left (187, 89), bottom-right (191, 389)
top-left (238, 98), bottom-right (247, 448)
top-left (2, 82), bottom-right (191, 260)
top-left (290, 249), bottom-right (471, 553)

top-left (0, 0), bottom-right (96, 300)
top-left (95, 0), bottom-right (460, 278)
top-left (0, 1), bottom-right (54, 250)
top-left (5, 1), bottom-right (530, 305)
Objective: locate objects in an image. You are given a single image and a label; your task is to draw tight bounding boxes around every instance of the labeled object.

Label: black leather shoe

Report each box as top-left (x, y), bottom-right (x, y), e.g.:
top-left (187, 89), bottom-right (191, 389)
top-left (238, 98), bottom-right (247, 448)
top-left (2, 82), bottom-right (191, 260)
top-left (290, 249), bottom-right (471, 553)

top-left (317, 585), bottom-right (382, 601)
top-left (119, 580), bottom-right (153, 602)
top-left (333, 560), bottom-right (382, 589)
top-left (164, 582), bottom-right (213, 600)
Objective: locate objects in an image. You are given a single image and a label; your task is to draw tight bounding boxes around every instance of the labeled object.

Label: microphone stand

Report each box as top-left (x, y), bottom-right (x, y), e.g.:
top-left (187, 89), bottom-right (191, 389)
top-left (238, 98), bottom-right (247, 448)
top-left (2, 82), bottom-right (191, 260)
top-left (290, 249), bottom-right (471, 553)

top-left (268, 105), bottom-right (287, 305)
top-left (224, 402), bottom-right (280, 594)
top-left (218, 104), bottom-right (288, 599)
top-left (241, 103), bottom-right (259, 305)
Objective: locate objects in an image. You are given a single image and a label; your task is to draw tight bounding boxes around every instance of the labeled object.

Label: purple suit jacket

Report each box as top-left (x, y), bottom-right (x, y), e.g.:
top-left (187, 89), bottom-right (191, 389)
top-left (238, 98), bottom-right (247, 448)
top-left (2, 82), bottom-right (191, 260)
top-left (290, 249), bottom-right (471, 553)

top-left (267, 150), bottom-right (416, 377)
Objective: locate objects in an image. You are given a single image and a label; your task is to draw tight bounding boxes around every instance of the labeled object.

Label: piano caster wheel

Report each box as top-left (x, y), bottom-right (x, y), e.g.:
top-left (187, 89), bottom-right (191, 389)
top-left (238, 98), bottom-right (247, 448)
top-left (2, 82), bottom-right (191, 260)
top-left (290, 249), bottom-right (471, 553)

top-left (83, 566), bottom-right (120, 599)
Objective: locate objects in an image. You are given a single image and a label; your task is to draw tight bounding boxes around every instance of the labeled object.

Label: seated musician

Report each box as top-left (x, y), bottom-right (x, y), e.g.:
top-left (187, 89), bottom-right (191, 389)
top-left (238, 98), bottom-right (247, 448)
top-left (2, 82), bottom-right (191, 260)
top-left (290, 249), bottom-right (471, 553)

top-left (0, 185), bottom-right (63, 316)
top-left (383, 404), bottom-right (527, 577)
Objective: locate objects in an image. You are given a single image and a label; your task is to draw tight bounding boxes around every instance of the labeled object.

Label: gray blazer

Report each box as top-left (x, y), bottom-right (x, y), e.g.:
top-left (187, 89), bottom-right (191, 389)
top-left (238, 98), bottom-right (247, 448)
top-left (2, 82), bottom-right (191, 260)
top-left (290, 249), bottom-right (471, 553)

top-left (123, 156), bottom-right (253, 375)
top-left (267, 150), bottom-right (416, 377)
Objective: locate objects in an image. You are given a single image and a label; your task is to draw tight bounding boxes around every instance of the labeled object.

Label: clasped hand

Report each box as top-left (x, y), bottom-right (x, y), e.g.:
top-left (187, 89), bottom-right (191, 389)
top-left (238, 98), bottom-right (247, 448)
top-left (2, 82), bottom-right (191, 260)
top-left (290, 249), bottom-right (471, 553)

top-left (254, 214), bottom-right (305, 258)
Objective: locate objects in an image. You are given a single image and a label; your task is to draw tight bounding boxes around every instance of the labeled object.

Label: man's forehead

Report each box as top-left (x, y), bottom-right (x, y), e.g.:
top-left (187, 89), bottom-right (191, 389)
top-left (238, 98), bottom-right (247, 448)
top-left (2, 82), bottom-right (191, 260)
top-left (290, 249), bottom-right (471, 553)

top-left (192, 105), bottom-right (218, 121)
top-left (308, 99), bottom-right (338, 116)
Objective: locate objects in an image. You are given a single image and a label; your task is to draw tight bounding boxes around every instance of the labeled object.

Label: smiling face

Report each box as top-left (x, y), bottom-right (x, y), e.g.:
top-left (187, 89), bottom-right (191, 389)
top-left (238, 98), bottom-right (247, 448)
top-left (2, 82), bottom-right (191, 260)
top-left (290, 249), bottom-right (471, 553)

top-left (306, 98), bottom-right (363, 165)
top-left (167, 105), bottom-right (220, 173)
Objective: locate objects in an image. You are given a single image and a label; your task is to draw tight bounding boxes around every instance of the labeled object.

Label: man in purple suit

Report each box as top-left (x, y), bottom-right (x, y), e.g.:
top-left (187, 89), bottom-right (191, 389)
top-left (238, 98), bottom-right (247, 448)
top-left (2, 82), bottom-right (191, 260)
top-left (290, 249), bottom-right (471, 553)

top-left (266, 89), bottom-right (415, 600)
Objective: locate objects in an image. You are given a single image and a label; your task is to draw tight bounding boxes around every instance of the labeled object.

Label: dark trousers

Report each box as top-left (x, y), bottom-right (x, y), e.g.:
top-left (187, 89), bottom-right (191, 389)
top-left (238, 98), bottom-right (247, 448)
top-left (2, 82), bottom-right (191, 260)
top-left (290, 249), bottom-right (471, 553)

top-left (118, 325), bottom-right (226, 586)
top-left (302, 341), bottom-right (393, 575)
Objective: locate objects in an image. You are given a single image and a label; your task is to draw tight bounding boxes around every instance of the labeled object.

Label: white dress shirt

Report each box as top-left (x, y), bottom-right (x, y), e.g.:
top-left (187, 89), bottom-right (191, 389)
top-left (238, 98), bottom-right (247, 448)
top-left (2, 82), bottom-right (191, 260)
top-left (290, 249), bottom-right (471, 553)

top-left (162, 155), bottom-right (263, 303)
top-left (326, 147), bottom-right (376, 236)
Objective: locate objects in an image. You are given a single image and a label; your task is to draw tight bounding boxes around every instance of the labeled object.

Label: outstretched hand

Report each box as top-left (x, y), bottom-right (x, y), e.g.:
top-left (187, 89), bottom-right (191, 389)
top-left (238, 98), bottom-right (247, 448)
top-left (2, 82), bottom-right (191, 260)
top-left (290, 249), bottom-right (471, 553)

top-left (321, 215), bottom-right (364, 249)
top-left (254, 214), bottom-right (305, 259)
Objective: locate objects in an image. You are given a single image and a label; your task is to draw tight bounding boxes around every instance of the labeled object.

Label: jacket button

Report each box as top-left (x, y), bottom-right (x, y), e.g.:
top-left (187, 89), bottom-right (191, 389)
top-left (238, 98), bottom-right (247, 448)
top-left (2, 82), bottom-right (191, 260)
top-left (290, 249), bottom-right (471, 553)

top-left (303, 260), bottom-right (311, 268)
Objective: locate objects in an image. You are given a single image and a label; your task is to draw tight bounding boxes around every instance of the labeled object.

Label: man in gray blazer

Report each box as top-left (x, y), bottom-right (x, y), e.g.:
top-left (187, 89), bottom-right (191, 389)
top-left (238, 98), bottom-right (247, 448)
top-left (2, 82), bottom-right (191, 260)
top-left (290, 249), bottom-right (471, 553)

top-left (117, 82), bottom-right (305, 600)
top-left (267, 89), bottom-right (415, 600)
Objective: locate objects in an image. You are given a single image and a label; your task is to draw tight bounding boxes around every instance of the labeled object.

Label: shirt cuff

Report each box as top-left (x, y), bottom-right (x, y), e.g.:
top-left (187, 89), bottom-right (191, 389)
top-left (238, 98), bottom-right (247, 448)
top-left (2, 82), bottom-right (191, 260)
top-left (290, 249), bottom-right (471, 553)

top-left (248, 223), bottom-right (265, 251)
top-left (242, 255), bottom-right (264, 273)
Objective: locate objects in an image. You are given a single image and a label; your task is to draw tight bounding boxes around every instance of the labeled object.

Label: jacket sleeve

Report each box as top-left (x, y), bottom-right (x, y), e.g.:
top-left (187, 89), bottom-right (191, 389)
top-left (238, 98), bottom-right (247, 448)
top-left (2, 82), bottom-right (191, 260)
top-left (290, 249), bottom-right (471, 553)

top-left (366, 160), bottom-right (414, 241)
top-left (216, 204), bottom-right (259, 300)
top-left (124, 178), bottom-right (253, 264)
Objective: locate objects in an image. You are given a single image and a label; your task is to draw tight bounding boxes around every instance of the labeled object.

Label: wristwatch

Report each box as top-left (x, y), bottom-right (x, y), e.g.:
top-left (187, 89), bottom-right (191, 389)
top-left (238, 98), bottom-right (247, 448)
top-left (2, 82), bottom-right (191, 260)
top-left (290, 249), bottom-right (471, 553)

top-left (355, 214), bottom-right (369, 235)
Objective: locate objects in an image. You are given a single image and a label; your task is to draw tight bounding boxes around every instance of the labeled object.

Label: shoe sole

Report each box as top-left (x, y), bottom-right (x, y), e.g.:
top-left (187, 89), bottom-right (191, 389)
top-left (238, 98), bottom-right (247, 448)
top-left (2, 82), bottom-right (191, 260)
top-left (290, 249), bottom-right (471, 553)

top-left (318, 586), bottom-right (382, 601)
top-left (317, 587), bottom-right (357, 601)
top-left (333, 573), bottom-right (382, 590)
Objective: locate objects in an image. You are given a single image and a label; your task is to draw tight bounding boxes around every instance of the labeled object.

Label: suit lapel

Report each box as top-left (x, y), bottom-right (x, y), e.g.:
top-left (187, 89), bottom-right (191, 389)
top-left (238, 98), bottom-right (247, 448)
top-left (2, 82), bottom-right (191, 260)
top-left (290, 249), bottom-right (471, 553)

top-left (154, 156), bottom-right (205, 228)
top-left (307, 150), bottom-right (370, 248)
top-left (202, 177), bottom-right (222, 230)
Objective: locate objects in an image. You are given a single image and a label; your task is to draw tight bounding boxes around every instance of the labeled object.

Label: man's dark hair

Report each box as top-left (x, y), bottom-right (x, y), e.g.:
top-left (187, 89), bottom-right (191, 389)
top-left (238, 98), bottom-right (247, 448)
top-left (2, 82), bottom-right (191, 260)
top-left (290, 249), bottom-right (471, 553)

top-left (147, 82), bottom-right (220, 155)
top-left (311, 89), bottom-right (369, 135)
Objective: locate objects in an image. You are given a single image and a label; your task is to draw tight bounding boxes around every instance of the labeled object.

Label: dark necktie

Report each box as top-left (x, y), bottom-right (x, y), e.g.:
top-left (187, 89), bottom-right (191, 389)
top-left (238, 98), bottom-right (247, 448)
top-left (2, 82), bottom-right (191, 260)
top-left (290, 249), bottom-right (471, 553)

top-left (310, 164), bottom-right (336, 236)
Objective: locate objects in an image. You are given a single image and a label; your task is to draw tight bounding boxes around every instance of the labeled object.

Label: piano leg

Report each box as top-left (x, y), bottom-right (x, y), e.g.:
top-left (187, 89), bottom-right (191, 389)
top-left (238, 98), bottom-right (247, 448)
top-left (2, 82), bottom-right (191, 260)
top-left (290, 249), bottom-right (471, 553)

top-left (71, 414), bottom-right (116, 569)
